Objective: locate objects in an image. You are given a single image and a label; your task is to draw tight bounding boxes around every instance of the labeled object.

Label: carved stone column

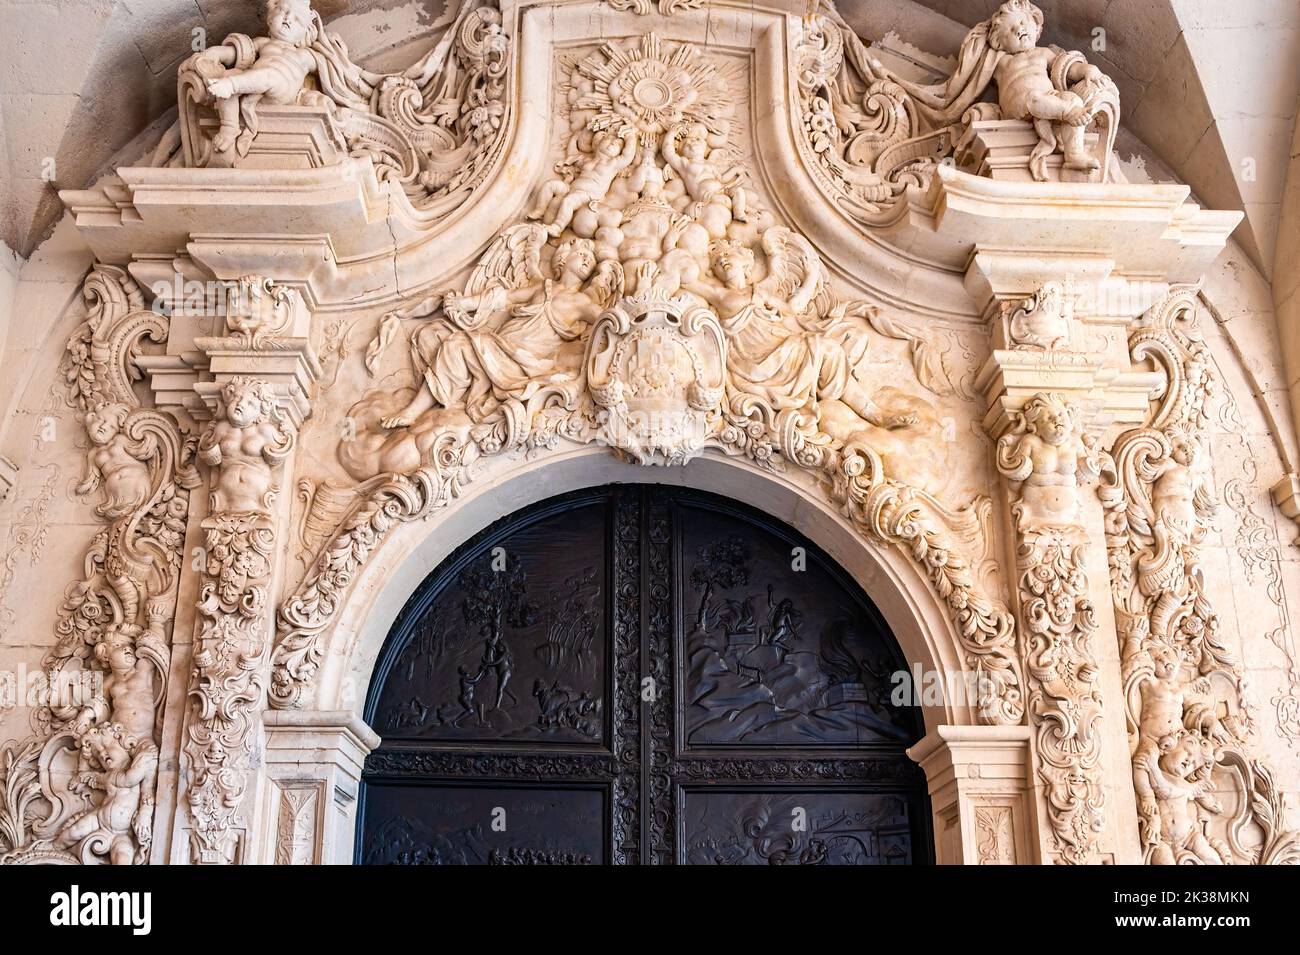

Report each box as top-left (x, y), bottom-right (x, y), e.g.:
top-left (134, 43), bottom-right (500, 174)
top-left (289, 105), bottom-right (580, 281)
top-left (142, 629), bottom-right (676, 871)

top-left (257, 711), bottom-right (379, 865)
top-left (995, 391), bottom-right (1109, 863)
top-left (974, 266), bottom-right (1159, 865)
top-left (908, 725), bottom-right (1035, 864)
top-left (168, 276), bottom-right (320, 864)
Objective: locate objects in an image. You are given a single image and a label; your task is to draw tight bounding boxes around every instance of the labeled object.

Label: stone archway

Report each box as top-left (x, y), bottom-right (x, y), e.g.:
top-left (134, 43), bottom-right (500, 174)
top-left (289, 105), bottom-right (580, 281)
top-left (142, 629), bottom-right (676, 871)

top-left (259, 446), bottom-right (1035, 866)
top-left (4, 0), bottom-right (1296, 873)
top-left (354, 482), bottom-right (935, 865)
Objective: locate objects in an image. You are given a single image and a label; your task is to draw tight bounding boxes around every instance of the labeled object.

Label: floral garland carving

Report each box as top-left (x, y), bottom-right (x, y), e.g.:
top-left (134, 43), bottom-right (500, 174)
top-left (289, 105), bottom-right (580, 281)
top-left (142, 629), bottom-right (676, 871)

top-left (997, 392), bottom-right (1105, 863)
top-left (186, 377), bottom-right (296, 864)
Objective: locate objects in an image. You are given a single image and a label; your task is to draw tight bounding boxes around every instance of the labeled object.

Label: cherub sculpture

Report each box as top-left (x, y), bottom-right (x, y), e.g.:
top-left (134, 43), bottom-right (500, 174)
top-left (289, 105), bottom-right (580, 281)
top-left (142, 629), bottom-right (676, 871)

top-left (200, 0), bottom-right (320, 158)
top-left (53, 722), bottom-right (158, 866)
top-left (996, 392), bottom-right (1099, 531)
top-left (687, 233), bottom-right (925, 457)
top-left (874, 0), bottom-right (1119, 180)
top-left (1132, 729), bottom-right (1229, 865)
top-left (1118, 428), bottom-right (1216, 640)
top-left (77, 403), bottom-right (154, 519)
top-left (198, 377), bottom-right (294, 514)
top-left (1149, 429), bottom-right (1214, 551)
top-left (530, 127), bottom-right (638, 237)
top-left (94, 619), bottom-right (168, 743)
top-left (661, 121), bottom-right (748, 238)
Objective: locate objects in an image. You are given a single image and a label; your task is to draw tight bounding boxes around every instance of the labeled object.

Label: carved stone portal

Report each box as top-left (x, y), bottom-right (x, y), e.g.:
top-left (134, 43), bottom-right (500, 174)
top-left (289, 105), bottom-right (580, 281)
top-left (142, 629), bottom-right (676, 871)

top-left (0, 0), bottom-right (1295, 869)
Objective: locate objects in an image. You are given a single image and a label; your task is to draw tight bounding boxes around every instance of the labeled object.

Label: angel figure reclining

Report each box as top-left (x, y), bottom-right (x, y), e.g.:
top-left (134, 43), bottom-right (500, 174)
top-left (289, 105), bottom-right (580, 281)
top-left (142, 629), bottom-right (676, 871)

top-left (686, 232), bottom-right (947, 490)
top-left (379, 233), bottom-right (609, 432)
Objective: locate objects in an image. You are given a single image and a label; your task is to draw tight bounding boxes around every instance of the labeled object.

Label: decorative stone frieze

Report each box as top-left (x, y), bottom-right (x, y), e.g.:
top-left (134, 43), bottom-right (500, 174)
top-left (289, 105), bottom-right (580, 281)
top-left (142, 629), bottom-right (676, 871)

top-left (3, 0), bottom-right (1292, 868)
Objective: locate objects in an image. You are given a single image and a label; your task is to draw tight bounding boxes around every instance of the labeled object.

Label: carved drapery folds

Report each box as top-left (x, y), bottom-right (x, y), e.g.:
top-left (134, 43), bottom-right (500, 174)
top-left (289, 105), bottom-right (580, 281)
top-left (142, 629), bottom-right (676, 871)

top-left (0, 267), bottom-right (195, 865)
top-left (269, 29), bottom-right (1022, 725)
top-left (8, 0), bottom-right (1291, 869)
top-left (794, 1), bottom-right (1120, 225)
top-left (997, 393), bottom-right (1105, 864)
top-left (176, 0), bottom-right (510, 216)
top-left (1100, 289), bottom-right (1300, 865)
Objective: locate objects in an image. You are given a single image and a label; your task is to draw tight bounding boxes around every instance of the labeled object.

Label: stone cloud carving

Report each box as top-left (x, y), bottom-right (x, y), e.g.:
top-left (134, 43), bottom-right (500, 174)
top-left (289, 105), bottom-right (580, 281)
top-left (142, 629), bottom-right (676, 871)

top-left (271, 29), bottom-right (1019, 728)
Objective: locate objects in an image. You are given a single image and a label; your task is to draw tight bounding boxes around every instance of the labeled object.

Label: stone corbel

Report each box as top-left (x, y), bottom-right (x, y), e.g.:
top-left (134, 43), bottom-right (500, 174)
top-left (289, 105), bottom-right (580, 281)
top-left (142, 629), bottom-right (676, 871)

top-left (967, 252), bottom-right (1162, 438)
top-left (908, 725), bottom-right (1035, 864)
top-left (194, 275), bottom-right (320, 427)
top-left (256, 711), bottom-right (380, 865)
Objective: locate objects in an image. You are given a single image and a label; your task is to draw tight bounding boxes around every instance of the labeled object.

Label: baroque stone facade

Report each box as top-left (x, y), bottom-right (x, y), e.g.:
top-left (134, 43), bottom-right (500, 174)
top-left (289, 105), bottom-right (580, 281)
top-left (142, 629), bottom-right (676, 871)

top-left (0, 0), bottom-right (1297, 865)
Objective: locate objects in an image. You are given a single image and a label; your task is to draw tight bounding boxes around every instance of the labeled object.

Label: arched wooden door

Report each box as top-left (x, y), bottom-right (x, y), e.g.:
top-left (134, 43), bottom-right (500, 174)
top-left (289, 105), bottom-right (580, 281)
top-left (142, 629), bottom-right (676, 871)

top-left (357, 485), bottom-right (931, 864)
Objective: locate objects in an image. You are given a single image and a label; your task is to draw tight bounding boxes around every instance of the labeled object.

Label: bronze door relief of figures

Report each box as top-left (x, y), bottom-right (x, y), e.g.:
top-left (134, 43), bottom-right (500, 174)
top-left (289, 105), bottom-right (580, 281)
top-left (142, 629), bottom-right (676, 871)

top-left (358, 485), bottom-right (930, 864)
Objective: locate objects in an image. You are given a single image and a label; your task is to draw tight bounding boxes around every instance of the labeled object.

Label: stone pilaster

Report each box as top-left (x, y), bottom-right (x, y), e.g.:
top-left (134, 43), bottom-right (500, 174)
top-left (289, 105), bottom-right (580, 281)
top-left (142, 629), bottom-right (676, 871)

top-left (908, 725), bottom-right (1035, 864)
top-left (971, 258), bottom-right (1157, 865)
top-left (169, 276), bottom-right (320, 864)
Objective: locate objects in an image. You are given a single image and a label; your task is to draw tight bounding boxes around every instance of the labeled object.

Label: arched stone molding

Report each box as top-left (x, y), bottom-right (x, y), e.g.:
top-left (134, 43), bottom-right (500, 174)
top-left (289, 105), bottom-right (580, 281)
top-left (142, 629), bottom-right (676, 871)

top-left (266, 445), bottom-right (1037, 867)
top-left (321, 447), bottom-right (976, 730)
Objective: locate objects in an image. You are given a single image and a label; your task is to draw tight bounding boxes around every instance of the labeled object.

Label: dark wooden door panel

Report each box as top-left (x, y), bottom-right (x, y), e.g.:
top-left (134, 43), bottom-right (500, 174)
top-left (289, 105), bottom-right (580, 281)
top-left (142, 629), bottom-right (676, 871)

top-left (360, 781), bottom-right (607, 865)
top-left (357, 485), bottom-right (928, 865)
top-left (679, 788), bottom-right (916, 865)
top-left (372, 500), bottom-right (611, 747)
top-left (675, 498), bottom-right (915, 752)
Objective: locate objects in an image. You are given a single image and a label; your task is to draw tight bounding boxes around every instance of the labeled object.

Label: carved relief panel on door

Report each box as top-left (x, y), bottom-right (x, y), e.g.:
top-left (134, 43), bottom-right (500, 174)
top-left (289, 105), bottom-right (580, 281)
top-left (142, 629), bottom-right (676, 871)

top-left (358, 486), bottom-right (928, 865)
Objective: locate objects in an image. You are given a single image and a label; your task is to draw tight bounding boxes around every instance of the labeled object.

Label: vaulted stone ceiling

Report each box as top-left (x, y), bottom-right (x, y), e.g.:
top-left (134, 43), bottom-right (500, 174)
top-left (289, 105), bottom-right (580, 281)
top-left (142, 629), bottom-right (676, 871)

top-left (2, 0), bottom-right (1296, 278)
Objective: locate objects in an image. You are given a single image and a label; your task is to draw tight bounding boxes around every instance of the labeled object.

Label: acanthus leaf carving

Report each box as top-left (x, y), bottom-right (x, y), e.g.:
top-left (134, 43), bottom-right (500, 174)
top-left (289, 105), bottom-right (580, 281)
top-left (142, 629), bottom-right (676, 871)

top-left (186, 376), bottom-right (297, 865)
top-left (997, 392), bottom-right (1106, 864)
top-left (1100, 288), bottom-right (1300, 865)
top-left (794, 1), bottom-right (1121, 227)
top-left (175, 0), bottom-right (510, 216)
top-left (1, 266), bottom-right (195, 866)
top-left (271, 30), bottom-right (1020, 725)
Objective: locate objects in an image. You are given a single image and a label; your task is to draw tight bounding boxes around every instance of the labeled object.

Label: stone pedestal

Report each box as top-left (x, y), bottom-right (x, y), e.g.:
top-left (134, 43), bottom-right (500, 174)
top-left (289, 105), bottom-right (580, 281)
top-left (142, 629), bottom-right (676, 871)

top-left (255, 711), bottom-right (380, 865)
top-left (908, 725), bottom-right (1035, 864)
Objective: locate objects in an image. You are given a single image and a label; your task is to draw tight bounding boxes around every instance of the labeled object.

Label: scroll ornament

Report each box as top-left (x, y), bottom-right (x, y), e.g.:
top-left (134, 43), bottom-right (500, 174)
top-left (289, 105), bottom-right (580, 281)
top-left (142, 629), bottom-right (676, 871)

top-left (794, 0), bottom-right (1120, 225)
top-left (1100, 289), bottom-right (1300, 865)
top-left (997, 393), bottom-right (1106, 864)
top-left (186, 377), bottom-right (296, 865)
top-left (271, 32), bottom-right (1021, 725)
top-left (175, 0), bottom-right (511, 215)
top-left (0, 267), bottom-right (196, 865)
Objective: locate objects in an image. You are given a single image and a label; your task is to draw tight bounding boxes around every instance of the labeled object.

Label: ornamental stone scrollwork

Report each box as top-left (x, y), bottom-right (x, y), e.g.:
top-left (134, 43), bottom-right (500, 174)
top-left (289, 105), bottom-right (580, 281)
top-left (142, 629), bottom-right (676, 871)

top-left (1007, 282), bottom-right (1072, 352)
top-left (187, 377), bottom-right (297, 865)
top-left (795, 0), bottom-right (1120, 225)
top-left (269, 30), bottom-right (1021, 725)
top-left (602, 0), bottom-right (703, 15)
top-left (997, 392), bottom-right (1106, 864)
top-left (176, 0), bottom-right (509, 214)
top-left (0, 267), bottom-right (196, 865)
top-left (1100, 288), bottom-right (1300, 865)
top-left (586, 284), bottom-right (726, 464)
